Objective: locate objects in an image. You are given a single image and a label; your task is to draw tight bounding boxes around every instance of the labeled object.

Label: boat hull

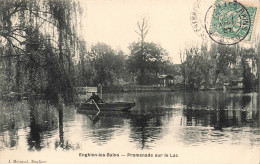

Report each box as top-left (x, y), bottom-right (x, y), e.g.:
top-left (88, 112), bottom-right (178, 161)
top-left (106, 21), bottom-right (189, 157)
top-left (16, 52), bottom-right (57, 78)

top-left (79, 102), bottom-right (135, 111)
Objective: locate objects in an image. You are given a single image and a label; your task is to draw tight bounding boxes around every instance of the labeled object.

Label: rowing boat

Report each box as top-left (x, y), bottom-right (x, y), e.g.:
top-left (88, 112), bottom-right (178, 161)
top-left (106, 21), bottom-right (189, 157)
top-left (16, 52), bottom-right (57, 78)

top-left (79, 102), bottom-right (135, 111)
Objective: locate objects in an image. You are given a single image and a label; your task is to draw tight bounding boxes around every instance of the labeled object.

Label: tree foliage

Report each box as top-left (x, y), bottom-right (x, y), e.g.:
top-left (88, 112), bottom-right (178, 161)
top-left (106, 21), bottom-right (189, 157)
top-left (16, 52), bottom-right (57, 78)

top-left (180, 45), bottom-right (205, 90)
top-left (75, 42), bottom-right (128, 88)
top-left (127, 42), bottom-right (169, 85)
top-left (0, 0), bottom-right (83, 102)
top-left (210, 44), bottom-right (237, 83)
top-left (126, 17), bottom-right (172, 85)
top-left (180, 42), bottom-right (259, 91)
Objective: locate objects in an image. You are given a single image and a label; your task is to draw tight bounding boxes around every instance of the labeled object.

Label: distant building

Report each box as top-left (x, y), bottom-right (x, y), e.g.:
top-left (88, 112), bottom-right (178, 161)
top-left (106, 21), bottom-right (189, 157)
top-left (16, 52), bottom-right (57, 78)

top-left (158, 74), bottom-right (174, 87)
top-left (74, 86), bottom-right (98, 103)
top-left (231, 77), bottom-right (243, 89)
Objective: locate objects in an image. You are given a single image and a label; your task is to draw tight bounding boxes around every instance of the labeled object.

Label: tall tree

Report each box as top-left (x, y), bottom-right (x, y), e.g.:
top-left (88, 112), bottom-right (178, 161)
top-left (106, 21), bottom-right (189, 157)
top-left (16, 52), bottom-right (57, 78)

top-left (88, 43), bottom-right (126, 86)
top-left (210, 44), bottom-right (237, 84)
top-left (240, 48), bottom-right (257, 91)
top-left (0, 0), bottom-right (84, 102)
top-left (180, 45), bottom-right (203, 90)
top-left (134, 17), bottom-right (149, 85)
top-left (127, 42), bottom-right (168, 85)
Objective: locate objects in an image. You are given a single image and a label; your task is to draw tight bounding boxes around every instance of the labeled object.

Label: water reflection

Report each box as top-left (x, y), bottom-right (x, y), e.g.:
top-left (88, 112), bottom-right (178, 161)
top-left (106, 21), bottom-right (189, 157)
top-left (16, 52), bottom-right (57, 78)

top-left (27, 100), bottom-right (58, 151)
top-left (78, 110), bottom-right (125, 144)
top-left (79, 109), bottom-right (172, 149)
top-left (0, 101), bottom-right (29, 150)
top-left (0, 91), bottom-right (259, 151)
top-left (128, 113), bottom-right (171, 149)
top-left (180, 92), bottom-right (259, 129)
top-left (27, 100), bottom-right (41, 150)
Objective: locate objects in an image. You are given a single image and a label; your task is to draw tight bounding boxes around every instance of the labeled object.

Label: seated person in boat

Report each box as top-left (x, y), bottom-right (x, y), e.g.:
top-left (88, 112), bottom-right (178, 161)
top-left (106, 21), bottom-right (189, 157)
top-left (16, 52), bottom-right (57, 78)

top-left (87, 93), bottom-right (104, 103)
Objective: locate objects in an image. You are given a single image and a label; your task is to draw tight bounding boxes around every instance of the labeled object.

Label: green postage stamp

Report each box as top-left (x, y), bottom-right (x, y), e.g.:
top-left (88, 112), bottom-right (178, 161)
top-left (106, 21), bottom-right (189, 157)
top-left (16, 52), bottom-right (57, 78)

top-left (205, 0), bottom-right (259, 45)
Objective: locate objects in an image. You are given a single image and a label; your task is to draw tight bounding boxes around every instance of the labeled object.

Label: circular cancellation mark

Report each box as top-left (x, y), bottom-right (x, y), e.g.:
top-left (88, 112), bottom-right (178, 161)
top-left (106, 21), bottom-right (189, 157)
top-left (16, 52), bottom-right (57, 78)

top-left (204, 0), bottom-right (251, 45)
top-left (190, 0), bottom-right (210, 41)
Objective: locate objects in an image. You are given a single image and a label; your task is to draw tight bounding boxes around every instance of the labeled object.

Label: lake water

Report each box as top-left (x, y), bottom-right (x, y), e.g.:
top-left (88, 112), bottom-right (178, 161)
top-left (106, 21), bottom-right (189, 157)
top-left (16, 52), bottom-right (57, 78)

top-left (0, 91), bottom-right (259, 164)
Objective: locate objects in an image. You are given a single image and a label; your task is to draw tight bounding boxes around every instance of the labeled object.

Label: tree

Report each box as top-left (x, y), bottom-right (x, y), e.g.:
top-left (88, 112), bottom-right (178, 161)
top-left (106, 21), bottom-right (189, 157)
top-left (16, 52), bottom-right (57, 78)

top-left (180, 45), bottom-right (203, 90)
top-left (0, 0), bottom-right (84, 102)
top-left (240, 48), bottom-right (257, 91)
top-left (209, 44), bottom-right (237, 84)
top-left (88, 43), bottom-right (126, 86)
top-left (132, 17), bottom-right (149, 85)
top-left (180, 44), bottom-right (216, 90)
top-left (127, 42), bottom-right (168, 85)
top-left (75, 39), bottom-right (94, 86)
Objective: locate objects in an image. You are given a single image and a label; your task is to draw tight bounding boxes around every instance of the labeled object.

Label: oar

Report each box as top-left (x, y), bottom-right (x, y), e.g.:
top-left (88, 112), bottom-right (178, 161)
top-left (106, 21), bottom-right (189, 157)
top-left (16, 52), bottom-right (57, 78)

top-left (92, 99), bottom-right (101, 116)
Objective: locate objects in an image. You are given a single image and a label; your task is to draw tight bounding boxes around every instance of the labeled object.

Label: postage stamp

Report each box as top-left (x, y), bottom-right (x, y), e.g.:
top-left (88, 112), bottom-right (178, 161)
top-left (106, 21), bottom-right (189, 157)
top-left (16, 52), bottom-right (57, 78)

top-left (204, 0), bottom-right (258, 45)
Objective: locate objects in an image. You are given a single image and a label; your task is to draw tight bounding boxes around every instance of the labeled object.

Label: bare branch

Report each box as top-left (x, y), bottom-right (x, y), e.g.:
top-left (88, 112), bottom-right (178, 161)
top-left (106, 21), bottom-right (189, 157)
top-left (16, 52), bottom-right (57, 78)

top-left (29, 10), bottom-right (56, 26)
top-left (12, 32), bottom-right (26, 38)
top-left (142, 17), bottom-right (145, 30)
top-left (5, 37), bottom-right (45, 69)
top-left (137, 22), bottom-right (142, 33)
top-left (10, 27), bottom-right (27, 33)
top-left (0, 54), bottom-right (23, 59)
top-left (143, 29), bottom-right (149, 38)
top-left (9, 2), bottom-right (23, 16)
top-left (135, 31), bottom-right (141, 37)
top-left (8, 35), bottom-right (23, 45)
top-left (136, 17), bottom-right (150, 41)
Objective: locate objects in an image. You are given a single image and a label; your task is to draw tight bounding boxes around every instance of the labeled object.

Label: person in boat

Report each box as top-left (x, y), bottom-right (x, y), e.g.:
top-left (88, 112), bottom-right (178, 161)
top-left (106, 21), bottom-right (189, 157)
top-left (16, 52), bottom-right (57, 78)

top-left (87, 92), bottom-right (104, 103)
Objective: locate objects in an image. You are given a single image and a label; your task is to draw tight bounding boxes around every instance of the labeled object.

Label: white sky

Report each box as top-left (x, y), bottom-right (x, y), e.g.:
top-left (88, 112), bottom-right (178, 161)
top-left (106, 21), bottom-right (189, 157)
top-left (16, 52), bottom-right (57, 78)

top-left (81, 0), bottom-right (260, 64)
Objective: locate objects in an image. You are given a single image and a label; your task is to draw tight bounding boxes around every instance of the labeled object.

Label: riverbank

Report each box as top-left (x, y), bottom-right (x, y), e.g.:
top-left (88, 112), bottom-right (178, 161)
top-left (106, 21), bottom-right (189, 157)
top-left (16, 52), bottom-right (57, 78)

top-left (104, 84), bottom-right (257, 93)
top-left (122, 85), bottom-right (174, 92)
top-left (101, 85), bottom-right (175, 93)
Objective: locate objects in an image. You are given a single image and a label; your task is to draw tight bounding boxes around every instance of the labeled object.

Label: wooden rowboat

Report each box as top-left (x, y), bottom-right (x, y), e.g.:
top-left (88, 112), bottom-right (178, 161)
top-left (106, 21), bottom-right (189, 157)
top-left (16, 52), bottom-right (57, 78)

top-left (79, 102), bottom-right (135, 111)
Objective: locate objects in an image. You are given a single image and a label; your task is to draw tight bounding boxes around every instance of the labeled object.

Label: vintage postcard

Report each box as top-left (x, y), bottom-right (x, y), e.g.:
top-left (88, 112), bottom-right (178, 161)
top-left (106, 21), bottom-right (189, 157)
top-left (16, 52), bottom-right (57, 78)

top-left (0, 0), bottom-right (260, 164)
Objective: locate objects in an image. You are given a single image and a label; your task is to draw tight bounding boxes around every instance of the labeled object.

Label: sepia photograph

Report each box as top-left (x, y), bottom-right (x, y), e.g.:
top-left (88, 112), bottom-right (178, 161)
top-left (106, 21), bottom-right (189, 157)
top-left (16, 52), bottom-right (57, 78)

top-left (0, 0), bottom-right (260, 163)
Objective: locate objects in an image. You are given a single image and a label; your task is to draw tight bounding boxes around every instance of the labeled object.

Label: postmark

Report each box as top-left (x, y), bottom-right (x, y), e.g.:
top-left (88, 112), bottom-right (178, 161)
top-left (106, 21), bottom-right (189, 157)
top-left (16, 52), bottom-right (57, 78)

top-left (190, 0), bottom-right (215, 41)
top-left (190, 0), bottom-right (209, 40)
top-left (204, 0), bottom-right (258, 45)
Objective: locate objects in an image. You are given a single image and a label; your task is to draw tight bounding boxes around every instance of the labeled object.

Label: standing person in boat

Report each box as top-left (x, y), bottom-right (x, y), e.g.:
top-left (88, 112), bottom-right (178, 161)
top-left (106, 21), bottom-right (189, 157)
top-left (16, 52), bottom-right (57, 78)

top-left (87, 92), bottom-right (104, 103)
